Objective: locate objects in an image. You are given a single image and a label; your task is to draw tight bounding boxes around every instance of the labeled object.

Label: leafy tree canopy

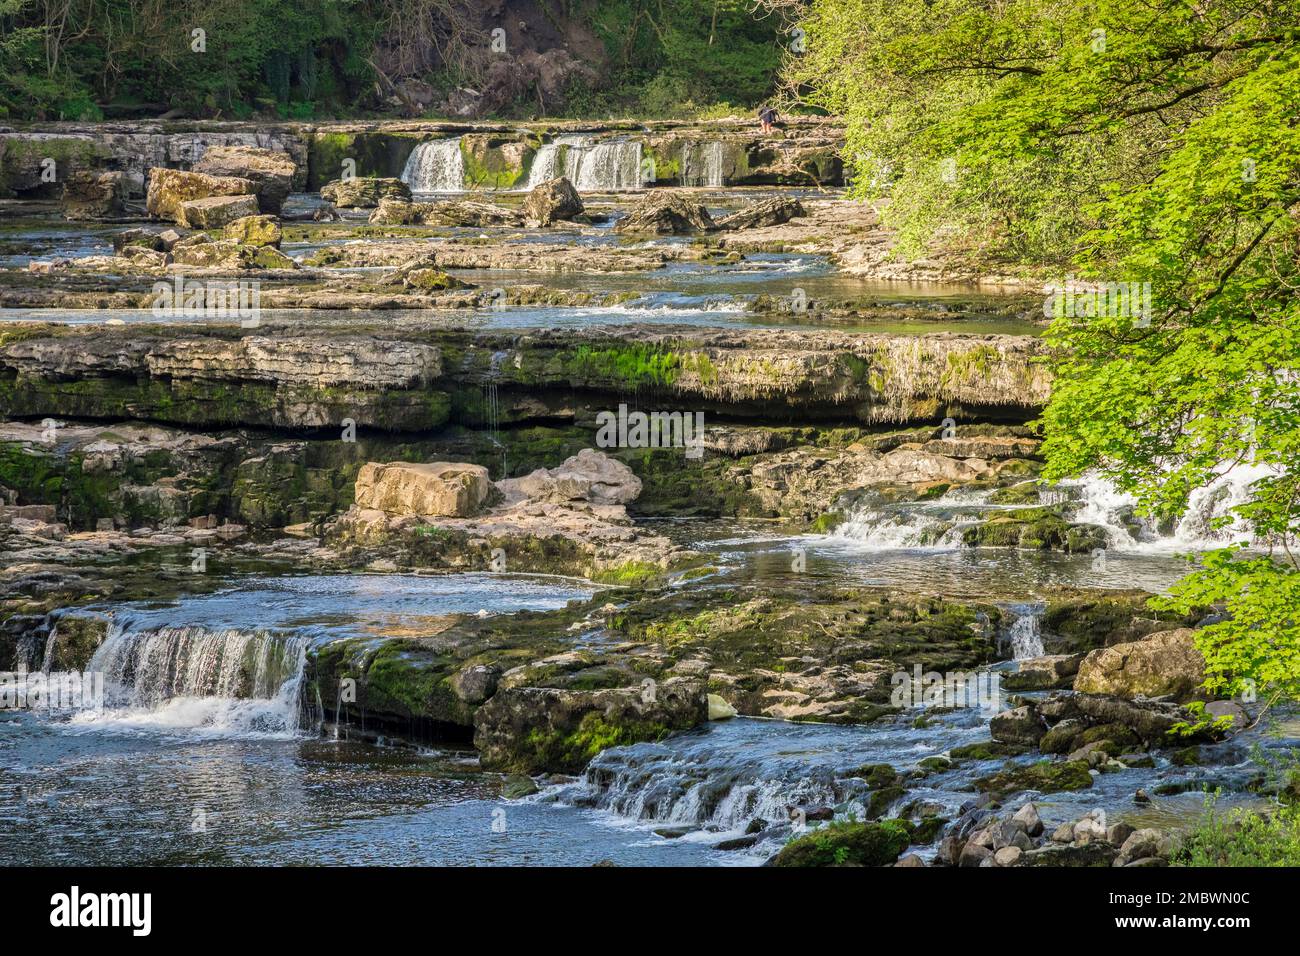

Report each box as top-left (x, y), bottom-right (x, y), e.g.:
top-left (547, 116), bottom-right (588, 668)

top-left (780, 0), bottom-right (1300, 710)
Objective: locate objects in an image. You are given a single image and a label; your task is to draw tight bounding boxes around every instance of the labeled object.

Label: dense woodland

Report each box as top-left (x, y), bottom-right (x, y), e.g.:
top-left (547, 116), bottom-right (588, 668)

top-left (0, 0), bottom-right (788, 120)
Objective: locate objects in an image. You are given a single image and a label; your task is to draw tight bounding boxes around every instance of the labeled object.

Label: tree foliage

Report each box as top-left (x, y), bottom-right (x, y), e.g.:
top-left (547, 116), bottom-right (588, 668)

top-left (779, 0), bottom-right (1300, 706)
top-left (0, 0), bottom-right (784, 119)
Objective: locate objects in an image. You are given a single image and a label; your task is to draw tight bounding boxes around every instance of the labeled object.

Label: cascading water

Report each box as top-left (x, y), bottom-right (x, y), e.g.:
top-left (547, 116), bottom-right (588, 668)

top-left (530, 135), bottom-right (643, 191)
top-left (1003, 605), bottom-right (1046, 659)
top-left (547, 729), bottom-right (847, 835)
top-left (829, 488), bottom-right (997, 549)
top-left (1055, 464), bottom-right (1272, 552)
top-left (482, 350), bottom-right (506, 443)
top-left (401, 137), bottom-right (466, 192)
top-left (524, 134), bottom-right (590, 188)
top-left (74, 622), bottom-right (308, 735)
top-left (681, 141), bottom-right (725, 187)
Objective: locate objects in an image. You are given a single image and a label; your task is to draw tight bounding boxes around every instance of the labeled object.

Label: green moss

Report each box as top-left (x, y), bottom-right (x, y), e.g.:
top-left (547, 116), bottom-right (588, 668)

top-left (0, 137), bottom-right (106, 195)
top-left (960, 508), bottom-right (1107, 553)
top-left (566, 344), bottom-right (685, 390)
top-left (974, 759), bottom-right (1094, 796)
top-left (0, 374), bottom-right (450, 433)
top-left (592, 560), bottom-right (665, 587)
top-left (307, 132), bottom-right (419, 190)
top-left (520, 712), bottom-right (675, 773)
top-left (460, 135), bottom-right (532, 190)
top-left (865, 785), bottom-right (906, 820)
top-left (771, 820), bottom-right (911, 867)
top-left (809, 511), bottom-right (845, 533)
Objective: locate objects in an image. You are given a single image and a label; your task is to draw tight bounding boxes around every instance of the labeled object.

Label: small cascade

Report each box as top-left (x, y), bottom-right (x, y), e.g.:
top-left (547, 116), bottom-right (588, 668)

top-left (571, 139), bottom-right (643, 191)
top-left (681, 141), bottom-right (725, 187)
top-left (1054, 464), bottom-right (1271, 551)
top-left (401, 138), bottom-right (466, 192)
top-left (481, 350), bottom-right (506, 443)
top-left (828, 489), bottom-right (995, 549)
top-left (1003, 605), bottom-right (1046, 660)
top-left (76, 623), bottom-right (308, 735)
top-left (553, 738), bottom-right (845, 833)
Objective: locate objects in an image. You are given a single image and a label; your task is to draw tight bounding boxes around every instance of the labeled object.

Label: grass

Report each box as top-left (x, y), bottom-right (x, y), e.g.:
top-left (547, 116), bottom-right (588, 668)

top-left (1175, 795), bottom-right (1300, 867)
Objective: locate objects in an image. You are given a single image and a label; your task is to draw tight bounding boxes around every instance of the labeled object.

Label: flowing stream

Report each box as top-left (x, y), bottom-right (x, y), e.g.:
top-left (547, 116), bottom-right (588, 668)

top-left (0, 180), bottom-right (1279, 867)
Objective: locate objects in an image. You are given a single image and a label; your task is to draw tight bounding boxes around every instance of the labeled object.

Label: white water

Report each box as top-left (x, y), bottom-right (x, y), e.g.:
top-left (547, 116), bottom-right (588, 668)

top-left (572, 140), bottom-right (643, 191)
top-left (73, 623), bottom-right (308, 736)
top-left (1058, 465), bottom-right (1270, 552)
top-left (402, 138), bottom-right (466, 192)
top-left (829, 468), bottom-right (1268, 554)
top-left (527, 135), bottom-right (643, 192)
top-left (829, 489), bottom-right (995, 550)
top-left (525, 134), bottom-right (589, 188)
top-left (681, 141), bottom-right (725, 187)
top-left (1006, 609), bottom-right (1045, 659)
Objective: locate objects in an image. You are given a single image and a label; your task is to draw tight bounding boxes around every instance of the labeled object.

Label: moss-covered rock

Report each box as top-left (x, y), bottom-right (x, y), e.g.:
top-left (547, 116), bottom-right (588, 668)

top-left (472, 679), bottom-right (707, 774)
top-left (771, 820), bottom-right (911, 867)
top-left (224, 215), bottom-right (282, 248)
top-left (973, 759), bottom-right (1094, 797)
top-left (45, 612), bottom-right (110, 670)
top-left (960, 508), bottom-right (1106, 552)
top-left (1041, 589), bottom-right (1201, 654)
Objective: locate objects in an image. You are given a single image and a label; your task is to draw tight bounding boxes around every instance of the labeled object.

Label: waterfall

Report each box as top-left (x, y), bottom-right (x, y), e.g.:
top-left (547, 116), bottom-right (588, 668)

top-left (73, 623), bottom-right (308, 735)
top-left (550, 737), bottom-right (845, 833)
top-left (1055, 464), bottom-right (1271, 551)
top-left (524, 135), bottom-right (588, 188)
top-left (681, 141), bottom-right (725, 187)
top-left (523, 135), bottom-right (647, 191)
top-left (402, 138), bottom-right (466, 192)
top-left (828, 489), bottom-right (995, 549)
top-left (481, 350), bottom-right (506, 442)
top-left (1004, 606), bottom-right (1045, 659)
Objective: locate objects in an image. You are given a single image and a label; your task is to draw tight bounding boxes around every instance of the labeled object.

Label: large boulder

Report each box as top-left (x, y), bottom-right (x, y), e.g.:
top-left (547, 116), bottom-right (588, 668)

top-left (1004, 653), bottom-right (1084, 691)
top-left (1115, 828), bottom-right (1173, 866)
top-left (168, 237), bottom-right (295, 270)
top-left (61, 171), bottom-right (126, 220)
top-left (716, 196), bottom-right (805, 231)
top-left (178, 194), bottom-right (260, 229)
top-left (472, 678), bottom-right (708, 773)
top-left (223, 215), bottom-right (282, 248)
top-left (522, 176), bottom-right (584, 227)
top-left (366, 197), bottom-right (523, 227)
top-left (771, 821), bottom-right (911, 867)
top-left (354, 461), bottom-right (494, 517)
top-left (496, 449), bottom-right (642, 506)
top-left (1074, 628), bottom-right (1205, 701)
top-left (614, 191), bottom-right (716, 235)
top-left (320, 177), bottom-right (411, 208)
top-left (193, 146), bottom-right (296, 214)
top-left (146, 168), bottom-right (255, 223)
top-left (417, 200), bottom-right (522, 227)
top-left (990, 705), bottom-right (1045, 745)
top-left (368, 197), bottom-right (426, 225)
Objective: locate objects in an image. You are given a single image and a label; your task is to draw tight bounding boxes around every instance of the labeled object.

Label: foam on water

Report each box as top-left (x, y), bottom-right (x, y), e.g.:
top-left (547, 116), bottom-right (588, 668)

top-left (1057, 465), bottom-right (1272, 552)
top-left (73, 624), bottom-right (308, 737)
top-left (402, 137), bottom-right (467, 192)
